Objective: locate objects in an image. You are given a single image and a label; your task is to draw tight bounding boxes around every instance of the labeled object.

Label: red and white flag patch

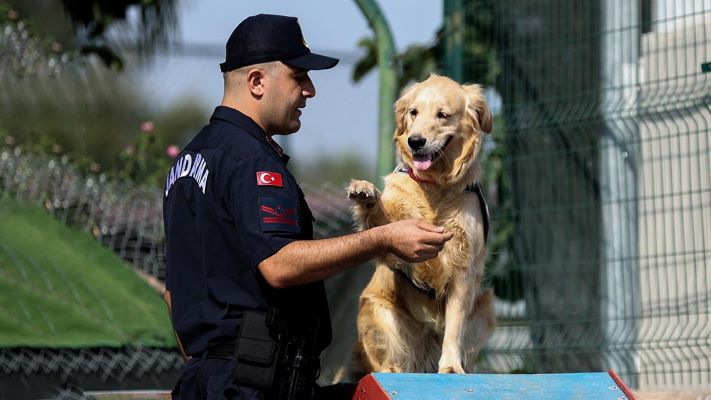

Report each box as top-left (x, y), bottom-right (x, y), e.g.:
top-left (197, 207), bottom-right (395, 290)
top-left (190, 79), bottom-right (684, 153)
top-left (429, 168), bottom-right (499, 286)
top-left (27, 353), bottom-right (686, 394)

top-left (256, 171), bottom-right (283, 187)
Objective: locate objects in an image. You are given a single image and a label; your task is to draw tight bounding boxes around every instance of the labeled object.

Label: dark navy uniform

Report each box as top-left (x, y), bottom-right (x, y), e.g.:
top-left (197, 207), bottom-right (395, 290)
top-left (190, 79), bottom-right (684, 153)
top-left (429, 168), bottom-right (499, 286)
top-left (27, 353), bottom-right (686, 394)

top-left (164, 106), bottom-right (332, 399)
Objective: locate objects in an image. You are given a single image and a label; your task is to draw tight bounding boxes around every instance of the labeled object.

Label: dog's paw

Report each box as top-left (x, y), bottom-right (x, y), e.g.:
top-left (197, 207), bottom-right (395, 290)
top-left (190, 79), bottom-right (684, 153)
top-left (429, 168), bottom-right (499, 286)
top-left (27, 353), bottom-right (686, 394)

top-left (346, 180), bottom-right (380, 204)
top-left (438, 364), bottom-right (465, 374)
top-left (383, 365), bottom-right (403, 373)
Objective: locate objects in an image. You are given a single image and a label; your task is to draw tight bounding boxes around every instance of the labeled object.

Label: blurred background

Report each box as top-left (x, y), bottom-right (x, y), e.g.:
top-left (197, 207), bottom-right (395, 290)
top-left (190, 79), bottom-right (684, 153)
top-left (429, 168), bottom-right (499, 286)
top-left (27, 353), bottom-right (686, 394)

top-left (1, 0), bottom-right (710, 398)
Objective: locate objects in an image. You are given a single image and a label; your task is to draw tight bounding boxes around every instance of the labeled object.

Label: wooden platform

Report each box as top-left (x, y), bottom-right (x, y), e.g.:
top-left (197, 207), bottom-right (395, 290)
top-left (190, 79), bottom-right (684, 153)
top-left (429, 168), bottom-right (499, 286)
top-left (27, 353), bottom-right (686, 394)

top-left (353, 370), bottom-right (636, 400)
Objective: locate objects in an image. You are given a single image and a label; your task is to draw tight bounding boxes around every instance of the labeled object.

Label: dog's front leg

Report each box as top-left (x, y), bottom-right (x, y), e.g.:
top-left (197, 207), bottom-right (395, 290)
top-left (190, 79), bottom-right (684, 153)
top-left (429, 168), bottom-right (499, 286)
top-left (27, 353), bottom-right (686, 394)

top-left (346, 179), bottom-right (390, 229)
top-left (438, 271), bottom-right (476, 374)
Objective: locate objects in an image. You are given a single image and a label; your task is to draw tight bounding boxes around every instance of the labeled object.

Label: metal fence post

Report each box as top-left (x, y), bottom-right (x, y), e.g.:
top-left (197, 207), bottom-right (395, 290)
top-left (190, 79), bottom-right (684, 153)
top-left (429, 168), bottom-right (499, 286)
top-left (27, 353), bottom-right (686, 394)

top-left (600, 0), bottom-right (641, 386)
top-left (354, 0), bottom-right (397, 182)
top-left (444, 0), bottom-right (464, 83)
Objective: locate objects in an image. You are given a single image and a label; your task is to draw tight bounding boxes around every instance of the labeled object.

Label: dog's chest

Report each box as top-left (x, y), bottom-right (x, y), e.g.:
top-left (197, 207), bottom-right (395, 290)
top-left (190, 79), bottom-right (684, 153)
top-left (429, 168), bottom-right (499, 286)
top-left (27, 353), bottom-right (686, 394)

top-left (381, 179), bottom-right (480, 236)
top-left (382, 178), bottom-right (487, 295)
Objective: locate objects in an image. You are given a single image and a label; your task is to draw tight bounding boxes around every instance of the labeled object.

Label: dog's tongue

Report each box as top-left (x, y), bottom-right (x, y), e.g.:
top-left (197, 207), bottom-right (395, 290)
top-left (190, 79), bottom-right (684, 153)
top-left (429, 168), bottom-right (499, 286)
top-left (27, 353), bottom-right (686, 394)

top-left (413, 154), bottom-right (432, 171)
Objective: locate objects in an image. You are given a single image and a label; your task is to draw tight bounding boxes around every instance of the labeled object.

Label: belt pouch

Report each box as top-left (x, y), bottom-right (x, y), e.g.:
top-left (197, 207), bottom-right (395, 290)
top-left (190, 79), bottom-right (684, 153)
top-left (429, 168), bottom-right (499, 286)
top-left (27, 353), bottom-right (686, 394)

top-left (233, 310), bottom-right (281, 390)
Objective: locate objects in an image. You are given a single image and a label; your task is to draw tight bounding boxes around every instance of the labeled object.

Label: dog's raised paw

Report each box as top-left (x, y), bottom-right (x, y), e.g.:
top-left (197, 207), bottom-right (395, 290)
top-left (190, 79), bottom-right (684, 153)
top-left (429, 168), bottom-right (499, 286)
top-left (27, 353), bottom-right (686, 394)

top-left (346, 180), bottom-right (380, 204)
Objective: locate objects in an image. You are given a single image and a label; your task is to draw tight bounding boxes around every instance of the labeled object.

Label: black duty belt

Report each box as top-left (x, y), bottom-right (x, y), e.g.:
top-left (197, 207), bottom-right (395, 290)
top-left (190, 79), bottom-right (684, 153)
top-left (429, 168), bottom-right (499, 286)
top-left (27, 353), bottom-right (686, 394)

top-left (205, 342), bottom-right (236, 359)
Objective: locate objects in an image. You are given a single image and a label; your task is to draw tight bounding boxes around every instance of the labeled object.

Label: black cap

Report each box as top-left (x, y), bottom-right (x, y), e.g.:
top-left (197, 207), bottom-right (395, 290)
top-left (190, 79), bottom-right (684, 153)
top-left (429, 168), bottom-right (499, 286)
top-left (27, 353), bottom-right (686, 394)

top-left (220, 14), bottom-right (339, 72)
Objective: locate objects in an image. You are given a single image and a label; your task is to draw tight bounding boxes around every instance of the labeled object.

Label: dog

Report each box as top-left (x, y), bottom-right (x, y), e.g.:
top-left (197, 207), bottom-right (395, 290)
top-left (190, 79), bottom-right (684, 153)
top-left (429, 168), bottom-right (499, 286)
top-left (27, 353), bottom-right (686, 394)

top-left (344, 74), bottom-right (496, 376)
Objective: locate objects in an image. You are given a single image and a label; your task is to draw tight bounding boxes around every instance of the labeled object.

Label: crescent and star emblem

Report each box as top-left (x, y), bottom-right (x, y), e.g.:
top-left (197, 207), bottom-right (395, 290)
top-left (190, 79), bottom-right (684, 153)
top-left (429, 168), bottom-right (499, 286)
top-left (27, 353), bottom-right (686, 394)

top-left (258, 172), bottom-right (275, 184)
top-left (256, 171), bottom-right (283, 187)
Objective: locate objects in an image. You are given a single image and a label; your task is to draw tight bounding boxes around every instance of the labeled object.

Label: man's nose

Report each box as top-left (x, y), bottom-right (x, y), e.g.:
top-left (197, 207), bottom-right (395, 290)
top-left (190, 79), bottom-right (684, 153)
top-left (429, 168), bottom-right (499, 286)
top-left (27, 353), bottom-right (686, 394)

top-left (303, 75), bottom-right (316, 98)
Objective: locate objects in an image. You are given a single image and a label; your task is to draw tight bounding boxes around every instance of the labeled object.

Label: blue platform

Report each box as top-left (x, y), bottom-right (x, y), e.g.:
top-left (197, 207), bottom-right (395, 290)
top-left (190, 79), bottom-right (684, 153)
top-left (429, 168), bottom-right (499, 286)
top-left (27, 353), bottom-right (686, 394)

top-left (353, 371), bottom-right (635, 400)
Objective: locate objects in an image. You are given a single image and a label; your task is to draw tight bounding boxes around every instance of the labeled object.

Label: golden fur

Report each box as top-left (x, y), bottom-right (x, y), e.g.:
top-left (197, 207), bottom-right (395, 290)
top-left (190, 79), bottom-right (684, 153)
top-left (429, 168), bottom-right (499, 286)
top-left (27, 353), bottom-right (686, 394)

top-left (344, 74), bottom-right (496, 376)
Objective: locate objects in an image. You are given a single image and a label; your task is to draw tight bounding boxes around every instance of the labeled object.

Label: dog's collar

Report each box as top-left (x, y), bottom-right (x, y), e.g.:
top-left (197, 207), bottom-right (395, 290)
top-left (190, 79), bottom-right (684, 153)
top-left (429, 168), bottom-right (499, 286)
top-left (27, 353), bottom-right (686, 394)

top-left (394, 164), bottom-right (487, 208)
top-left (394, 164), bottom-right (435, 185)
top-left (409, 167), bottom-right (435, 184)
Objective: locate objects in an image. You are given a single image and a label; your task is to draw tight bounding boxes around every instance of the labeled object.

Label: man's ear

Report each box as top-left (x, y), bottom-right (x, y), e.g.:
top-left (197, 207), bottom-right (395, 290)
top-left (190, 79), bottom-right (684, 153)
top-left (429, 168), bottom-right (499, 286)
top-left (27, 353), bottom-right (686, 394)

top-left (246, 68), bottom-right (267, 97)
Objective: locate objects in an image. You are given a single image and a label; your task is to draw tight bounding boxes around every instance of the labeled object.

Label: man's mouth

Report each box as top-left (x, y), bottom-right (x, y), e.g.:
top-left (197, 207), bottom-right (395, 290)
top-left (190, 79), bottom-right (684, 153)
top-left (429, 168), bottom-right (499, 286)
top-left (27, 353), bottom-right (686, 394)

top-left (295, 104), bottom-right (305, 117)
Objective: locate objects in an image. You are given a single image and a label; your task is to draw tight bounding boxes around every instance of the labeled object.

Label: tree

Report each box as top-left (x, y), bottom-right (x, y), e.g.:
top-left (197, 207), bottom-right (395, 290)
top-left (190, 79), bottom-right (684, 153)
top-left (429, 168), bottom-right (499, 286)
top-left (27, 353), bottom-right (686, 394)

top-left (0, 0), bottom-right (204, 186)
top-left (2, 0), bottom-right (178, 70)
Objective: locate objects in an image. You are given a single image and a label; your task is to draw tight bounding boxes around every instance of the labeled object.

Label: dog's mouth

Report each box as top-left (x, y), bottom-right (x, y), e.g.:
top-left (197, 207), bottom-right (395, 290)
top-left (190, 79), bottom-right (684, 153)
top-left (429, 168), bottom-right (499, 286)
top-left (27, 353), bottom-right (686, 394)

top-left (410, 135), bottom-right (453, 171)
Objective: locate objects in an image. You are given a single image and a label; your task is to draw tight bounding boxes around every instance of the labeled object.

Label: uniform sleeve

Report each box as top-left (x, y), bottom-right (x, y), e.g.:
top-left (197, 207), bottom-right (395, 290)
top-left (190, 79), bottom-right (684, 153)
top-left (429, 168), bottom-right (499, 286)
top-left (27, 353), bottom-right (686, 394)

top-left (224, 154), bottom-right (302, 270)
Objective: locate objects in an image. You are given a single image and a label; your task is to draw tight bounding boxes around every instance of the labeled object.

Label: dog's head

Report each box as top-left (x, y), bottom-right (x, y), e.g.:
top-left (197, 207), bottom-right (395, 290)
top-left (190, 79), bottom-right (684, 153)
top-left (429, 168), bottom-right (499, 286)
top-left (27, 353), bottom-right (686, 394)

top-left (394, 74), bottom-right (492, 184)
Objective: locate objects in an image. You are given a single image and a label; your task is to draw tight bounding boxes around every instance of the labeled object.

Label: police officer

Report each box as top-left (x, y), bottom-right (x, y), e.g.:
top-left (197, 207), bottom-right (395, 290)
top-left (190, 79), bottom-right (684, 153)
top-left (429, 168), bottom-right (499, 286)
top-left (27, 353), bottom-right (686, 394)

top-left (163, 14), bottom-right (453, 400)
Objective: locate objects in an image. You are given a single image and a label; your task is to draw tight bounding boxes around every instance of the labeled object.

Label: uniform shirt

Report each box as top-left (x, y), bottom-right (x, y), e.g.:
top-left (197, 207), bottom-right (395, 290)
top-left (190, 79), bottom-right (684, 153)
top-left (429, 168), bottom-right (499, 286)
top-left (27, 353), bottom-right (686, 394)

top-left (163, 106), bottom-right (331, 356)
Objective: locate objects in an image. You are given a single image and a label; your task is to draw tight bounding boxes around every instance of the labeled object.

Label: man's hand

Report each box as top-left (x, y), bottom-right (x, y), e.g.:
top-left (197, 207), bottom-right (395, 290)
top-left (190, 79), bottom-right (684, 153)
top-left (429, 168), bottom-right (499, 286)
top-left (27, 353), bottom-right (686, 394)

top-left (383, 219), bottom-right (454, 263)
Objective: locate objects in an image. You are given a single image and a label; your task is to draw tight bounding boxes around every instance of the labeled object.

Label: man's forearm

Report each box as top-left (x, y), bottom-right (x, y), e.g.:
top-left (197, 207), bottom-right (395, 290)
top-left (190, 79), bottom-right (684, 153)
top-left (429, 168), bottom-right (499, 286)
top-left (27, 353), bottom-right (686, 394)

top-left (258, 225), bottom-right (389, 288)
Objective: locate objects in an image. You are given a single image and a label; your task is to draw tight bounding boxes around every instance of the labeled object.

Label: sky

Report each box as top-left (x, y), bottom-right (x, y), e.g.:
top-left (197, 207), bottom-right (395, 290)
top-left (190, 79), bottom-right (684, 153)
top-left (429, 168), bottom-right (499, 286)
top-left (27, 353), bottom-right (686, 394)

top-left (137, 0), bottom-right (443, 168)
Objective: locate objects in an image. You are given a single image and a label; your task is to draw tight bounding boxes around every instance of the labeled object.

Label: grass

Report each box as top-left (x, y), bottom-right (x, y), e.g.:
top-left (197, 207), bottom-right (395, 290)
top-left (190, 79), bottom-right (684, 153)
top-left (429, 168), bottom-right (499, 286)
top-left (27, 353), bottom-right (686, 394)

top-left (0, 196), bottom-right (175, 348)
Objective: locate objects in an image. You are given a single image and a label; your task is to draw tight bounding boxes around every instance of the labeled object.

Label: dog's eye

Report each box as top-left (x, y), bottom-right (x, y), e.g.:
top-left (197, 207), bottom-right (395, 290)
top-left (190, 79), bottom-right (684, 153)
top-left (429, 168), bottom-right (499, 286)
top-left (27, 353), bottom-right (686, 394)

top-left (437, 111), bottom-right (448, 119)
top-left (409, 108), bottom-right (418, 117)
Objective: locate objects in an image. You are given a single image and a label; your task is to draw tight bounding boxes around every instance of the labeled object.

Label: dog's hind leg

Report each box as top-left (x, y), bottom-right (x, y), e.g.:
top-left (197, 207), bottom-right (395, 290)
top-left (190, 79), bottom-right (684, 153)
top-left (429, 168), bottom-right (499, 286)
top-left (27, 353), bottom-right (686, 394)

top-left (357, 296), bottom-right (410, 373)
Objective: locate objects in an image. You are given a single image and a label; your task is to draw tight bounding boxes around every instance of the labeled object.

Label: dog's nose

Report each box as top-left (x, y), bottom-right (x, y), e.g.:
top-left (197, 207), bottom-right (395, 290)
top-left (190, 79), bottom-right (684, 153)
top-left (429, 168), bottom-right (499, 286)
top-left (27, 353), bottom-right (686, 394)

top-left (408, 136), bottom-right (426, 151)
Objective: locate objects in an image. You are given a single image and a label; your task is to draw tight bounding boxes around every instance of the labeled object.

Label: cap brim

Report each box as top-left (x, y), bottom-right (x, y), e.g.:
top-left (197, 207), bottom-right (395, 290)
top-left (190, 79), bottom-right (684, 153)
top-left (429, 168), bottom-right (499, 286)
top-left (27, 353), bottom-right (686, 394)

top-left (283, 52), bottom-right (339, 70)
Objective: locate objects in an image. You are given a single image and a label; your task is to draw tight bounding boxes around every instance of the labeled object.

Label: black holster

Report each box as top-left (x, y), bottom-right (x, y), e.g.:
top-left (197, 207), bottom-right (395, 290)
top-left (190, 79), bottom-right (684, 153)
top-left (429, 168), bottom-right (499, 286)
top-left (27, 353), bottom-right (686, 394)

top-left (232, 310), bottom-right (283, 390)
top-left (232, 309), bottom-right (320, 400)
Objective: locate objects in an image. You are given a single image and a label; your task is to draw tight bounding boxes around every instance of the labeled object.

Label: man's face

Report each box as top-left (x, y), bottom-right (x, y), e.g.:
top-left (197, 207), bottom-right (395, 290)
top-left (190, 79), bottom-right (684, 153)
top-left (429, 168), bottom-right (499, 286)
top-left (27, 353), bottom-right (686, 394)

top-left (262, 62), bottom-right (316, 135)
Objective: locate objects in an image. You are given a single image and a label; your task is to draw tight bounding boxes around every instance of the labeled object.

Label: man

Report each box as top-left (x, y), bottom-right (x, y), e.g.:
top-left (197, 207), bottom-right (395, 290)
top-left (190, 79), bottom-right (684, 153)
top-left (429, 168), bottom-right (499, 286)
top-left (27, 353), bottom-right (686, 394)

top-left (163, 14), bottom-right (453, 399)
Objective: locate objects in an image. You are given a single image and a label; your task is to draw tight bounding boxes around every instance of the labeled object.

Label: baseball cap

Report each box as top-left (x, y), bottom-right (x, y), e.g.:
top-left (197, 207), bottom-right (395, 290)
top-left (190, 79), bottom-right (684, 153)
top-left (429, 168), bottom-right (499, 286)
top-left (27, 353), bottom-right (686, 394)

top-left (220, 14), bottom-right (339, 72)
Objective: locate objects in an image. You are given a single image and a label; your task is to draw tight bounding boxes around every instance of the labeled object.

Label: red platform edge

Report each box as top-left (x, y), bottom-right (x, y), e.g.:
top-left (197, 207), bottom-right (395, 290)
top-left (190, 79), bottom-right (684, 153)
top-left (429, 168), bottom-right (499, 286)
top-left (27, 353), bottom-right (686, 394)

top-left (352, 374), bottom-right (390, 400)
top-left (608, 369), bottom-right (637, 400)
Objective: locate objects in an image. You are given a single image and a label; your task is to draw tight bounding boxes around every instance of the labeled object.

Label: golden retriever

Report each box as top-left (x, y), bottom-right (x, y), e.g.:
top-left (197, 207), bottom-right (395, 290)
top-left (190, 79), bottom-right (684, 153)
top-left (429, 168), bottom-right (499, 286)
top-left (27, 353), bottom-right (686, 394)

top-left (344, 74), bottom-right (496, 376)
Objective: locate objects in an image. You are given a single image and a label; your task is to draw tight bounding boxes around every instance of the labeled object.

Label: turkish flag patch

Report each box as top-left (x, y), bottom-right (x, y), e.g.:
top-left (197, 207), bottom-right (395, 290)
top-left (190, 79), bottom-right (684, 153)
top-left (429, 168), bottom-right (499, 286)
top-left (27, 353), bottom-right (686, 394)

top-left (256, 171), bottom-right (283, 187)
top-left (259, 197), bottom-right (300, 234)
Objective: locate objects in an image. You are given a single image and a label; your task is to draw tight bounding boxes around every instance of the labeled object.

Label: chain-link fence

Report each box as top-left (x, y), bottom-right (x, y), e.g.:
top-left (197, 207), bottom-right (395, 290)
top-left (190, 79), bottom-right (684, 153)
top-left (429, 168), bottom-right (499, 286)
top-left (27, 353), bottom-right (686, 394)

top-left (444, 0), bottom-right (711, 391)
top-left (0, 143), bottom-right (359, 396)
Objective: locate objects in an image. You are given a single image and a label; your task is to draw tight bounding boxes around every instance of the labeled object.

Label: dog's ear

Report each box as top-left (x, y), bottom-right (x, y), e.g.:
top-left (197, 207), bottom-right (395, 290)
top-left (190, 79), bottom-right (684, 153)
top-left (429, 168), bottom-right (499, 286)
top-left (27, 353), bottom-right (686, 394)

top-left (462, 84), bottom-right (493, 134)
top-left (393, 82), bottom-right (417, 138)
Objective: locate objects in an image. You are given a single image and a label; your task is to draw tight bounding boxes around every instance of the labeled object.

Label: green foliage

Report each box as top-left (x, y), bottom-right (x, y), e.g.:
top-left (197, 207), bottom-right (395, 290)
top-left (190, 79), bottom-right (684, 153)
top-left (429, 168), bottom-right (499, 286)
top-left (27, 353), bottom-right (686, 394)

top-left (3, 0), bottom-right (178, 70)
top-left (0, 197), bottom-right (175, 348)
top-left (1, 2), bottom-right (203, 187)
top-left (0, 4), bottom-right (75, 78)
top-left (396, 40), bottom-right (441, 89)
top-left (61, 0), bottom-right (178, 69)
top-left (479, 116), bottom-right (522, 301)
top-left (351, 35), bottom-right (441, 91)
top-left (352, 37), bottom-right (378, 83)
top-left (110, 102), bottom-right (206, 187)
top-left (457, 0), bottom-right (499, 86)
top-left (0, 60), bottom-right (206, 185)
